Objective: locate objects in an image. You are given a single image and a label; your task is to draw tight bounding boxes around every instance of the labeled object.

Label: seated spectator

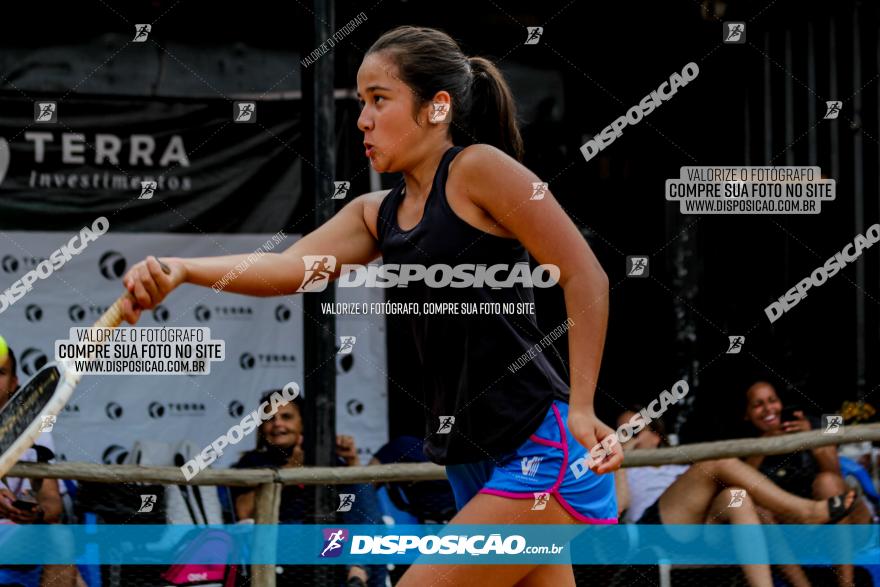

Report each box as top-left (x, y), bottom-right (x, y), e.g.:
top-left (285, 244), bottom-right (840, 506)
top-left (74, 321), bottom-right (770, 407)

top-left (230, 389), bottom-right (383, 587)
top-left (615, 409), bottom-right (857, 587)
top-left (743, 381), bottom-right (872, 587)
top-left (0, 347), bottom-right (79, 587)
top-left (0, 349), bottom-right (62, 525)
top-left (743, 381), bottom-right (870, 515)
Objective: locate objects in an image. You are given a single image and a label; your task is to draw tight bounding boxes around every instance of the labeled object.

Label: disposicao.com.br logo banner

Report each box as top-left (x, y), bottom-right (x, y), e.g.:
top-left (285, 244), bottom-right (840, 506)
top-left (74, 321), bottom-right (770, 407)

top-left (0, 525), bottom-right (876, 565)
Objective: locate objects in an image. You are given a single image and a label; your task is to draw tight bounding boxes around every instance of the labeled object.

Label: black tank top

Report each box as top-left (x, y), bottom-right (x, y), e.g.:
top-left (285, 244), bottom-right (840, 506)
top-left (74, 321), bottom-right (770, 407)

top-left (376, 145), bottom-right (570, 465)
top-left (758, 450), bottom-right (819, 498)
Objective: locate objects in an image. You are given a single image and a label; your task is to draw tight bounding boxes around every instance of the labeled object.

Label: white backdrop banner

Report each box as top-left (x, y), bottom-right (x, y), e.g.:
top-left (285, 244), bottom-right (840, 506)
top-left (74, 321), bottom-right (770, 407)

top-left (0, 231), bottom-right (387, 468)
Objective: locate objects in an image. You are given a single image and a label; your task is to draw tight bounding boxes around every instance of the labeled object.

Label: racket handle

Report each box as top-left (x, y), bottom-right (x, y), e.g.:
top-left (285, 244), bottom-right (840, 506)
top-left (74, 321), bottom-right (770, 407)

top-left (93, 258), bottom-right (172, 329)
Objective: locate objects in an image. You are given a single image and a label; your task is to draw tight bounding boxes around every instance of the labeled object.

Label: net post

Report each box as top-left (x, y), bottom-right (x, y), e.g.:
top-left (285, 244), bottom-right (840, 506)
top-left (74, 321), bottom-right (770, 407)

top-left (251, 481), bottom-right (282, 587)
top-left (301, 0), bottom-right (339, 525)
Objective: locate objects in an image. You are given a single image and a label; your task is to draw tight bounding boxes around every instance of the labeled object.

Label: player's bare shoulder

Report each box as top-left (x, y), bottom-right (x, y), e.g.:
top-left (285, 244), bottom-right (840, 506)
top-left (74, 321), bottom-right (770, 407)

top-left (448, 144), bottom-right (520, 198)
top-left (357, 189), bottom-right (391, 240)
top-left (446, 145), bottom-right (521, 238)
top-left (453, 144), bottom-right (512, 174)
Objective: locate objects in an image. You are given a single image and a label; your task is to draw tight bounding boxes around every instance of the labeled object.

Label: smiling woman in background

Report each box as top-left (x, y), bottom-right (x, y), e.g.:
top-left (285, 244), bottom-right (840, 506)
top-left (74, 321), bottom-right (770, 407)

top-left (743, 380), bottom-right (872, 587)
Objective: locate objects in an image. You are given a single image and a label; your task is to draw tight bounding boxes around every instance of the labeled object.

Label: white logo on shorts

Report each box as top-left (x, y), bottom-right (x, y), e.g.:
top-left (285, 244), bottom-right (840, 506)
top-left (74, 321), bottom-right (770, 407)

top-left (521, 456), bottom-right (542, 477)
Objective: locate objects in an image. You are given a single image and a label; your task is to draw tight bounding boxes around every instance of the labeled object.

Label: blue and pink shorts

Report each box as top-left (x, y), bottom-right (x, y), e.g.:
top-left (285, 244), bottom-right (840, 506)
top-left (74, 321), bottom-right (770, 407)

top-left (445, 400), bottom-right (618, 524)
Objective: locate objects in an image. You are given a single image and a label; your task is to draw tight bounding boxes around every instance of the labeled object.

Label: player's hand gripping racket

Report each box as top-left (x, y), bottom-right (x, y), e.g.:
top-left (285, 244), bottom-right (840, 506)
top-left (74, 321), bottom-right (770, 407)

top-left (0, 259), bottom-right (172, 477)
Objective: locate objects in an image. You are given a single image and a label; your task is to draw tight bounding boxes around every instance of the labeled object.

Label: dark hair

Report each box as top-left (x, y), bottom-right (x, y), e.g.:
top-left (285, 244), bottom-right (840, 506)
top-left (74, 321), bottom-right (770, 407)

top-left (254, 388), bottom-right (303, 453)
top-left (6, 348), bottom-right (16, 378)
top-left (741, 379), bottom-right (782, 412)
top-left (624, 406), bottom-right (670, 447)
top-left (366, 26), bottom-right (524, 161)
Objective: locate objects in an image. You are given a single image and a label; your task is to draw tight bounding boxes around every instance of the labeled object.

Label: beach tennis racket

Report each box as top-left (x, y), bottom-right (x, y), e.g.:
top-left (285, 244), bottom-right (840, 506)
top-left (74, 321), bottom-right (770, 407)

top-left (0, 259), bottom-right (170, 477)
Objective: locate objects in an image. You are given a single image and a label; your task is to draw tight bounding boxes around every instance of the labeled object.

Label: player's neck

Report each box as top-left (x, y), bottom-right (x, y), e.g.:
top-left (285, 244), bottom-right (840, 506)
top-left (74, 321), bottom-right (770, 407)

top-left (401, 141), bottom-right (453, 202)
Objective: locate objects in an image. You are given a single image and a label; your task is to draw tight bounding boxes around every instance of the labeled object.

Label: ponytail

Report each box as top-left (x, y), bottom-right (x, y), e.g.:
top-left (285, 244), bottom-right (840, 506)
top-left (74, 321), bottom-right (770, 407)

top-left (367, 26), bottom-right (524, 161)
top-left (459, 56), bottom-right (524, 161)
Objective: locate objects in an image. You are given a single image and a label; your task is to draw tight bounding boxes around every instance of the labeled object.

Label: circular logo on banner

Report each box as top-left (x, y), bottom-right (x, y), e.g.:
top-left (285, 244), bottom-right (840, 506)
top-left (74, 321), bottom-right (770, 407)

top-left (338, 354), bottom-right (354, 373)
top-left (68, 305), bottom-right (86, 322)
top-left (102, 445), bottom-right (129, 465)
top-left (1, 255), bottom-right (19, 273)
top-left (239, 353), bottom-right (256, 370)
top-left (24, 304), bottom-right (43, 322)
top-left (20, 348), bottom-right (47, 376)
top-left (98, 251), bottom-right (127, 280)
top-left (346, 399), bottom-right (364, 416)
top-left (275, 305), bottom-right (291, 322)
top-left (148, 402), bottom-right (166, 419)
top-left (194, 305), bottom-right (211, 322)
top-left (105, 402), bottom-right (124, 420)
top-left (152, 305), bottom-right (170, 322)
top-left (228, 400), bottom-right (245, 418)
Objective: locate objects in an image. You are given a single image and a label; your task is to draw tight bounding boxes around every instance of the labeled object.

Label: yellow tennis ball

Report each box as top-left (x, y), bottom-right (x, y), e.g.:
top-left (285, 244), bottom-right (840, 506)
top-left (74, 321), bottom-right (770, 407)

top-left (0, 335), bottom-right (7, 365)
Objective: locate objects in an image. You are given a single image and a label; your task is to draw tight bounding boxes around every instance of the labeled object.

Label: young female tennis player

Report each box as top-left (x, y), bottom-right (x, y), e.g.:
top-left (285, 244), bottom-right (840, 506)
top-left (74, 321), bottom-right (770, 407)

top-left (122, 25), bottom-right (622, 586)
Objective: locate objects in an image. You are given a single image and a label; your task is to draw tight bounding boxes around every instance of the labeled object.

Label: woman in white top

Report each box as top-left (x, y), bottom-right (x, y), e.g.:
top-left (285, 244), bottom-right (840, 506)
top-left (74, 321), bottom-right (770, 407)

top-left (614, 410), bottom-right (858, 587)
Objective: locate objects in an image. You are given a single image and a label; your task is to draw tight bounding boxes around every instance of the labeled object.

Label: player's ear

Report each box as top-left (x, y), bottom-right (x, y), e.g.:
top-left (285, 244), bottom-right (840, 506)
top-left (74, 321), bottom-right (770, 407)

top-left (426, 90), bottom-right (452, 124)
top-left (430, 90), bottom-right (451, 104)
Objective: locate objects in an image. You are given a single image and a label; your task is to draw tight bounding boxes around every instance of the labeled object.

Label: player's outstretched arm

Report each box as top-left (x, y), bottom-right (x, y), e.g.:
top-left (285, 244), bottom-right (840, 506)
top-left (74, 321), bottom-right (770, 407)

top-left (121, 191), bottom-right (387, 324)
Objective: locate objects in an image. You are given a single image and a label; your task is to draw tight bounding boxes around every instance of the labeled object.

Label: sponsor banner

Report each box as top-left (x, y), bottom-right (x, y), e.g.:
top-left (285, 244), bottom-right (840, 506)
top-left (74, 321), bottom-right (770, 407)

top-left (0, 231), bottom-right (387, 467)
top-left (0, 525), bottom-right (874, 564)
top-left (0, 94), bottom-right (301, 232)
